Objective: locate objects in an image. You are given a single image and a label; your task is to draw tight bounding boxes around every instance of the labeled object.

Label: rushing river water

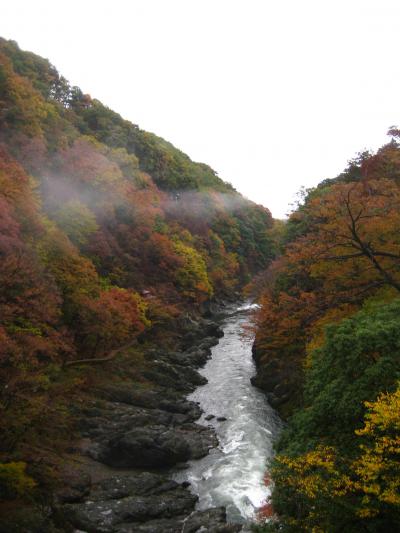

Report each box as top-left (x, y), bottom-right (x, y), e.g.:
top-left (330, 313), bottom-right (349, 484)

top-left (174, 303), bottom-right (282, 525)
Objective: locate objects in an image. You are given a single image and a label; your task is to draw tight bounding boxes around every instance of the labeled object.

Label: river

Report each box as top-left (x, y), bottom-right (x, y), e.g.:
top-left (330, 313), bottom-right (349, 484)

top-left (174, 303), bottom-right (282, 525)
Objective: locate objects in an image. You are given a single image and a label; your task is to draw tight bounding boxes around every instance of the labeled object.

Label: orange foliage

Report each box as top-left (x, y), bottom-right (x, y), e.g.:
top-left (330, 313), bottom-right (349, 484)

top-left (254, 174), bottom-right (400, 412)
top-left (74, 288), bottom-right (148, 357)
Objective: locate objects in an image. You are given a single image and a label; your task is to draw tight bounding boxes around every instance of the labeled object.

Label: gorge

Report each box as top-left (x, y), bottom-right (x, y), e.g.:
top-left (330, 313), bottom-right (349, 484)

top-left (174, 303), bottom-right (281, 526)
top-left (1, 36), bottom-right (400, 533)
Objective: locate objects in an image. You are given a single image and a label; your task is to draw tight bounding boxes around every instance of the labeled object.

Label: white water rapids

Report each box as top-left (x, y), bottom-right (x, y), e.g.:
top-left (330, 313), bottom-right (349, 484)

top-left (174, 303), bottom-right (282, 525)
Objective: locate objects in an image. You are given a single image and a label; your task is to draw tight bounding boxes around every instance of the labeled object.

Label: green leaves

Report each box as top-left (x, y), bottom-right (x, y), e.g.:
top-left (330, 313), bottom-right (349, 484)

top-left (268, 301), bottom-right (400, 531)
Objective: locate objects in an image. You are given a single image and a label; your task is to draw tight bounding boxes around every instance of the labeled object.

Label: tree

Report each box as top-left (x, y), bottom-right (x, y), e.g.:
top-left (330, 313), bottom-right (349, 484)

top-left (353, 385), bottom-right (400, 521)
top-left (52, 199), bottom-right (98, 247)
top-left (173, 240), bottom-right (213, 302)
top-left (264, 301), bottom-right (400, 532)
top-left (291, 179), bottom-right (400, 295)
top-left (74, 288), bottom-right (148, 357)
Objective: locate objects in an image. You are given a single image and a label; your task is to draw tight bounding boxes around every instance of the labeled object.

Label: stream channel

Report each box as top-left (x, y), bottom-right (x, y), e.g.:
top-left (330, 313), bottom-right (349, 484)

top-left (174, 303), bottom-right (282, 526)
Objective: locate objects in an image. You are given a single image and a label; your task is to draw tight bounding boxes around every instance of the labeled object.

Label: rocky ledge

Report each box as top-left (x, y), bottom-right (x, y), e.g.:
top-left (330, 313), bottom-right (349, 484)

top-left (62, 472), bottom-right (240, 532)
top-left (58, 316), bottom-right (242, 532)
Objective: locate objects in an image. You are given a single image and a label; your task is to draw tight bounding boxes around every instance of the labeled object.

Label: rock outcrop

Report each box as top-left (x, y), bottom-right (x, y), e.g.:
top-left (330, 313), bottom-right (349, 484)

top-left (59, 317), bottom-right (241, 532)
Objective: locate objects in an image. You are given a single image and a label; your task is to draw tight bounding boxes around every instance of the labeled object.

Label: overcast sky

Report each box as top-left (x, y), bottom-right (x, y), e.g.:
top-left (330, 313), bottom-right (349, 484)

top-left (2, 0), bottom-right (400, 218)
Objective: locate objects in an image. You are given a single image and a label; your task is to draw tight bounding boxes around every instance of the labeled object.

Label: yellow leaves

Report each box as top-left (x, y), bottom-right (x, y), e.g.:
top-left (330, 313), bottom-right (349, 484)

top-left (274, 447), bottom-right (352, 500)
top-left (0, 462), bottom-right (36, 500)
top-left (357, 387), bottom-right (400, 435)
top-left (352, 385), bottom-right (400, 516)
top-left (173, 240), bottom-right (213, 301)
top-left (357, 505), bottom-right (378, 518)
top-left (274, 387), bottom-right (400, 521)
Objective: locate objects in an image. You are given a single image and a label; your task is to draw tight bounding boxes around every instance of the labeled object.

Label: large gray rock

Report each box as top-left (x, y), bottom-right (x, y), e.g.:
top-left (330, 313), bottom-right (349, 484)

top-left (142, 360), bottom-right (207, 392)
top-left (96, 385), bottom-right (202, 418)
top-left (115, 516), bottom-right (187, 532)
top-left (183, 347), bottom-right (212, 367)
top-left (93, 424), bottom-right (217, 468)
top-left (67, 313), bottom-right (229, 532)
top-left (183, 508), bottom-right (242, 532)
top-left (89, 473), bottom-right (179, 501)
top-left (203, 321), bottom-right (224, 339)
top-left (64, 473), bottom-right (197, 532)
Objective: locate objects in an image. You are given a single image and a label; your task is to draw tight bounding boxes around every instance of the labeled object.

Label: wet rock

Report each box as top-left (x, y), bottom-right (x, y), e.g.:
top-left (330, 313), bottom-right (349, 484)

top-left (163, 351), bottom-right (196, 367)
top-left (93, 424), bottom-right (217, 468)
top-left (64, 473), bottom-right (197, 532)
top-left (89, 473), bottom-right (178, 501)
top-left (251, 339), bottom-right (302, 417)
top-left (199, 337), bottom-right (221, 350)
top-left (56, 470), bottom-right (91, 503)
top-left (96, 385), bottom-right (201, 419)
top-left (184, 348), bottom-right (212, 367)
top-left (203, 321), bottom-right (224, 339)
top-left (273, 382), bottom-right (292, 397)
top-left (175, 462), bottom-right (190, 470)
top-left (183, 507), bottom-right (242, 532)
top-left (180, 317), bottom-right (223, 350)
top-left (203, 299), bottom-right (227, 319)
top-left (115, 516), bottom-right (187, 532)
top-left (77, 402), bottom-right (197, 441)
top-left (267, 391), bottom-right (291, 408)
top-left (183, 424), bottom-right (218, 459)
top-left (69, 312), bottom-right (228, 531)
top-left (94, 426), bottom-right (191, 468)
top-left (143, 361), bottom-right (207, 392)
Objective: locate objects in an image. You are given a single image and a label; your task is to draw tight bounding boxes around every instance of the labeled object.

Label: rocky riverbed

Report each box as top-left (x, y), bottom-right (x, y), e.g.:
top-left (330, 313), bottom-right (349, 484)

top-left (57, 311), bottom-right (242, 532)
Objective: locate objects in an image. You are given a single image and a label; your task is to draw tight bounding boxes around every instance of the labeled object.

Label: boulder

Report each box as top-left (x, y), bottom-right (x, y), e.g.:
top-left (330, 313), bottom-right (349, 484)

top-left (64, 473), bottom-right (197, 532)
top-left (93, 424), bottom-right (217, 468)
top-left (183, 507), bottom-right (242, 532)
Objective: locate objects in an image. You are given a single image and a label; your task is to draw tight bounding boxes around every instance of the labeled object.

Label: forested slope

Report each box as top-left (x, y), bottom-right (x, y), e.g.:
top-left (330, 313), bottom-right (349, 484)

top-left (0, 38), bottom-right (275, 528)
top-left (253, 139), bottom-right (400, 531)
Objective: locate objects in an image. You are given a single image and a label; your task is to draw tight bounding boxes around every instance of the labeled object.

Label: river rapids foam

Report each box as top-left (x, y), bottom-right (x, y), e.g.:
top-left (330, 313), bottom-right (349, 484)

top-left (174, 303), bottom-right (282, 524)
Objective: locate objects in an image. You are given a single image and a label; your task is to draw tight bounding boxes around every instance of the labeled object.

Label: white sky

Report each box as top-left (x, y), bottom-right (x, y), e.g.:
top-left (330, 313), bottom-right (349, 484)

top-left (2, 0), bottom-right (400, 218)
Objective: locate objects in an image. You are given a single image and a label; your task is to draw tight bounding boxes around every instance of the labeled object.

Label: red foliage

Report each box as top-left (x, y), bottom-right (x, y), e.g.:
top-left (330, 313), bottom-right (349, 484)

top-left (264, 472), bottom-right (272, 487)
top-left (54, 138), bottom-right (122, 187)
top-left (257, 501), bottom-right (276, 520)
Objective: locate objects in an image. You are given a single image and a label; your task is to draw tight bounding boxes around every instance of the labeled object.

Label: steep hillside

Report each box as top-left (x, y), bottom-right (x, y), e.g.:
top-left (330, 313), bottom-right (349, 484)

top-left (253, 140), bottom-right (400, 531)
top-left (0, 38), bottom-right (275, 530)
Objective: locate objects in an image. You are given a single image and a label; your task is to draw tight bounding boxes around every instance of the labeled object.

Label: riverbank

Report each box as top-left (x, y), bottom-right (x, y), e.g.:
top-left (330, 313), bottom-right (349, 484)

top-left (174, 304), bottom-right (282, 526)
top-left (49, 307), bottom-right (243, 532)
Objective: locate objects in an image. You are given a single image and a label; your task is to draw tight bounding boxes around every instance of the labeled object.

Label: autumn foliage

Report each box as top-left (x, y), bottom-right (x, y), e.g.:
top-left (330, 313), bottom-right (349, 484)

top-left (254, 142), bottom-right (400, 531)
top-left (0, 37), bottom-right (275, 510)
